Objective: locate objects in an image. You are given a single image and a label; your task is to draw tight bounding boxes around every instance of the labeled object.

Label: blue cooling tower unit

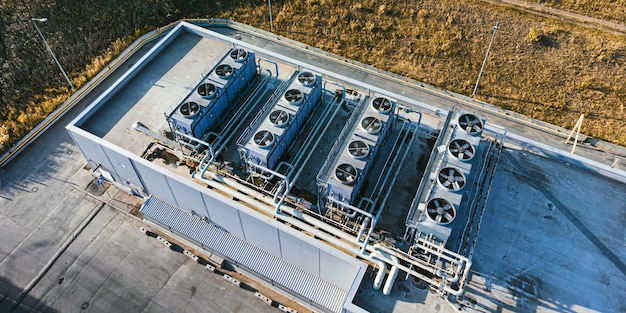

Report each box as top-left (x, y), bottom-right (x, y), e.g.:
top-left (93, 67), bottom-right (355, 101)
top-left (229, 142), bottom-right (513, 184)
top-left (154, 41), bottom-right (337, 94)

top-left (320, 95), bottom-right (395, 205)
top-left (167, 48), bottom-right (257, 138)
top-left (239, 70), bottom-right (322, 170)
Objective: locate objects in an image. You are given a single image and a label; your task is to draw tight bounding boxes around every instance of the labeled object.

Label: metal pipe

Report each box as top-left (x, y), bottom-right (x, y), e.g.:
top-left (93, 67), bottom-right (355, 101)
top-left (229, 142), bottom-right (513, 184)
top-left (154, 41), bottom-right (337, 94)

top-left (383, 255), bottom-right (399, 295)
top-left (370, 251), bottom-right (387, 291)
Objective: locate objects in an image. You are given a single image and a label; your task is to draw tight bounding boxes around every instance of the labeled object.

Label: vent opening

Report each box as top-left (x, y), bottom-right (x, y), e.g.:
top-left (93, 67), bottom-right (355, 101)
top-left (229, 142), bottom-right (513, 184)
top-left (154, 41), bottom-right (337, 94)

top-left (197, 82), bottom-right (217, 99)
top-left (458, 113), bottom-right (484, 135)
top-left (297, 72), bottom-right (316, 86)
top-left (215, 64), bottom-right (234, 79)
top-left (348, 140), bottom-right (369, 159)
top-left (335, 163), bottom-right (358, 185)
top-left (360, 116), bottom-right (382, 134)
top-left (372, 97), bottom-right (392, 114)
top-left (179, 102), bottom-right (200, 117)
top-left (448, 139), bottom-right (475, 161)
top-left (426, 198), bottom-right (456, 225)
top-left (269, 109), bottom-right (290, 128)
top-left (229, 48), bottom-right (248, 62)
top-left (284, 89), bottom-right (304, 106)
top-left (437, 167), bottom-right (466, 191)
top-left (253, 130), bottom-right (275, 148)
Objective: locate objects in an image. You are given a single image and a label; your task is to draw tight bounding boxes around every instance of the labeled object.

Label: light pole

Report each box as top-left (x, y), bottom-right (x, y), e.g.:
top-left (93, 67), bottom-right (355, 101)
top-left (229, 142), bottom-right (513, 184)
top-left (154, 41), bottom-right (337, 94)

top-left (472, 22), bottom-right (498, 98)
top-left (31, 18), bottom-right (74, 89)
top-left (268, 0), bottom-right (274, 32)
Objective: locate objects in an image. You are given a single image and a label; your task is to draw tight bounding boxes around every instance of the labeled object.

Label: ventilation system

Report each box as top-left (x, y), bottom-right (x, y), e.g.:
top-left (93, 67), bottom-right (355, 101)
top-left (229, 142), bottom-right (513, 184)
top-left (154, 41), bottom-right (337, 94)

top-left (268, 109), bottom-right (290, 128)
top-left (178, 101), bottom-right (200, 118)
top-left (457, 113), bottom-right (484, 136)
top-left (360, 116), bottom-right (382, 135)
top-left (254, 130), bottom-right (275, 149)
top-left (448, 139), bottom-right (475, 162)
top-left (284, 89), bottom-right (304, 106)
top-left (215, 64), bottom-right (234, 79)
top-left (166, 48), bottom-right (257, 138)
top-left (197, 82), bottom-right (218, 99)
top-left (426, 198), bottom-right (456, 225)
top-left (348, 140), bottom-right (369, 160)
top-left (320, 94), bottom-right (396, 206)
top-left (437, 167), bottom-right (466, 191)
top-left (297, 71), bottom-right (316, 87)
top-left (229, 48), bottom-right (248, 62)
top-left (239, 69), bottom-right (322, 170)
top-left (335, 163), bottom-right (358, 185)
top-left (371, 97), bottom-right (393, 114)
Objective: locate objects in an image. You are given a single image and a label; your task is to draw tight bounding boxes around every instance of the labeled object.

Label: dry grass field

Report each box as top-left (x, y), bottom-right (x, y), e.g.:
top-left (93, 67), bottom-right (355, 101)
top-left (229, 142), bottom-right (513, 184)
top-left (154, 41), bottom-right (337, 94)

top-left (0, 0), bottom-right (624, 154)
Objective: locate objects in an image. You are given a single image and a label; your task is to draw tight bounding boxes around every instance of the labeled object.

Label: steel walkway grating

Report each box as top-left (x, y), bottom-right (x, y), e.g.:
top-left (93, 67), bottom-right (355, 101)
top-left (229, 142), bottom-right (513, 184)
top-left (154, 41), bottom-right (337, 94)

top-left (140, 195), bottom-right (347, 312)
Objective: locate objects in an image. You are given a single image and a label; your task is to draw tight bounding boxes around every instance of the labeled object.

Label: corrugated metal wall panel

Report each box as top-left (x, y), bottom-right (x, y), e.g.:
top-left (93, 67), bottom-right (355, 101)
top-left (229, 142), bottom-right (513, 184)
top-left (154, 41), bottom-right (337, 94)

top-left (140, 195), bottom-right (348, 312)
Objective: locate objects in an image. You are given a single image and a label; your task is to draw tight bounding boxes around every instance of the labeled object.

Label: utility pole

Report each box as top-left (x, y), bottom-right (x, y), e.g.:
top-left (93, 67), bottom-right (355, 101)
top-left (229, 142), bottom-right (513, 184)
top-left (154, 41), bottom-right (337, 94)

top-left (31, 18), bottom-right (74, 89)
top-left (268, 0), bottom-right (274, 32)
top-left (472, 22), bottom-right (499, 98)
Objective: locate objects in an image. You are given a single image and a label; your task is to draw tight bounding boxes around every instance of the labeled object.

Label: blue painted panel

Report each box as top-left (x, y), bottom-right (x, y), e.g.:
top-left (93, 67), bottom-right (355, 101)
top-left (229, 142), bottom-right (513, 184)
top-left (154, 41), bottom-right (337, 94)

top-left (240, 213), bottom-right (281, 256)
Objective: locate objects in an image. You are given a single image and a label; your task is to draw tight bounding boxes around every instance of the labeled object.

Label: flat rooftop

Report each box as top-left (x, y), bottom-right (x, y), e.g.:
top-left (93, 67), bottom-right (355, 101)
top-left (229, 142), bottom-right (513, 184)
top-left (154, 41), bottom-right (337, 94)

top-left (1, 20), bottom-right (624, 313)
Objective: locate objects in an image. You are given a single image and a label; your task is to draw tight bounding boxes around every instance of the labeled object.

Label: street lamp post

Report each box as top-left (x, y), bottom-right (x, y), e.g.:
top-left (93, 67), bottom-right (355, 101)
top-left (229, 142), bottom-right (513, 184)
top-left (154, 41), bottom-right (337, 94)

top-left (268, 0), bottom-right (274, 32)
top-left (31, 18), bottom-right (74, 89)
top-left (472, 22), bottom-right (499, 98)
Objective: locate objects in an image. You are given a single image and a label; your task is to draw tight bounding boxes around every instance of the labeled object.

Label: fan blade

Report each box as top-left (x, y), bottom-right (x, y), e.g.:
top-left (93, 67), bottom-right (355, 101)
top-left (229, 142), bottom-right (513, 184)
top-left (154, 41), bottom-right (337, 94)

top-left (443, 181), bottom-right (451, 187)
top-left (465, 150), bottom-right (474, 158)
top-left (444, 212), bottom-right (454, 222)
top-left (436, 214), bottom-right (443, 223)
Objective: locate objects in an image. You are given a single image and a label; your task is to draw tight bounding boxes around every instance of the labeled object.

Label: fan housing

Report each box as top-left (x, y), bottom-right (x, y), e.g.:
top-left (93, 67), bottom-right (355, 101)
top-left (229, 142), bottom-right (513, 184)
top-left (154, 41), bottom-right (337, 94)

top-left (215, 64), bottom-right (234, 79)
top-left (371, 97), bottom-right (392, 114)
top-left (253, 130), bottom-right (275, 149)
top-left (426, 198), bottom-right (457, 225)
top-left (360, 116), bottom-right (382, 135)
top-left (335, 163), bottom-right (358, 185)
top-left (347, 140), bottom-right (370, 160)
top-left (197, 82), bottom-right (217, 99)
top-left (437, 167), bottom-right (466, 191)
top-left (178, 102), bottom-right (200, 118)
top-left (297, 71), bottom-right (316, 87)
top-left (284, 89), bottom-right (304, 106)
top-left (229, 48), bottom-right (248, 62)
top-left (268, 109), bottom-right (290, 128)
top-left (457, 113), bottom-right (484, 135)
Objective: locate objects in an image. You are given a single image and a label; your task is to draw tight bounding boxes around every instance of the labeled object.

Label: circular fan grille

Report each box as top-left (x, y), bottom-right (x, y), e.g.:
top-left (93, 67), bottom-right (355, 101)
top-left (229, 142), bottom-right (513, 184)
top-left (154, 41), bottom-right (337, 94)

top-left (253, 130), bottom-right (274, 148)
top-left (448, 139), bottom-right (475, 161)
top-left (361, 116), bottom-right (382, 134)
top-left (179, 102), bottom-right (200, 117)
top-left (458, 113), bottom-right (484, 135)
top-left (372, 97), bottom-right (392, 114)
top-left (348, 140), bottom-right (369, 159)
top-left (284, 89), bottom-right (304, 105)
top-left (197, 82), bottom-right (217, 99)
top-left (438, 167), bottom-right (466, 191)
top-left (229, 48), bottom-right (248, 62)
top-left (335, 163), bottom-right (358, 185)
top-left (215, 64), bottom-right (234, 79)
top-left (426, 198), bottom-right (456, 225)
top-left (297, 72), bottom-right (316, 86)
top-left (269, 109), bottom-right (290, 128)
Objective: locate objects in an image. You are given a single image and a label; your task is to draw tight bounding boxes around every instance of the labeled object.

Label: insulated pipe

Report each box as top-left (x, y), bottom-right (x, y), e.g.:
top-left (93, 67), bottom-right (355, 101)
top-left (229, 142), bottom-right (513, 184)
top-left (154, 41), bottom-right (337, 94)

top-left (197, 169), bottom-right (469, 296)
top-left (370, 251), bottom-right (387, 291)
top-left (175, 130), bottom-right (215, 161)
top-left (327, 197), bottom-right (375, 222)
top-left (289, 95), bottom-right (339, 173)
top-left (383, 254), bottom-right (399, 295)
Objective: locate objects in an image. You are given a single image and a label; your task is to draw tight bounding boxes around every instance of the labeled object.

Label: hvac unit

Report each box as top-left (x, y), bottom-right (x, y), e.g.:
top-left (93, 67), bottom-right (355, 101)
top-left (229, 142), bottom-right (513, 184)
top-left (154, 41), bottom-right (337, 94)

top-left (229, 48), bottom-right (249, 63)
top-left (253, 129), bottom-right (275, 149)
top-left (335, 163), bottom-right (359, 186)
top-left (457, 113), bottom-right (485, 136)
top-left (437, 167), bottom-right (466, 192)
top-left (425, 198), bottom-right (457, 225)
top-left (240, 70), bottom-right (322, 171)
top-left (347, 139), bottom-right (370, 160)
top-left (268, 109), bottom-right (290, 128)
